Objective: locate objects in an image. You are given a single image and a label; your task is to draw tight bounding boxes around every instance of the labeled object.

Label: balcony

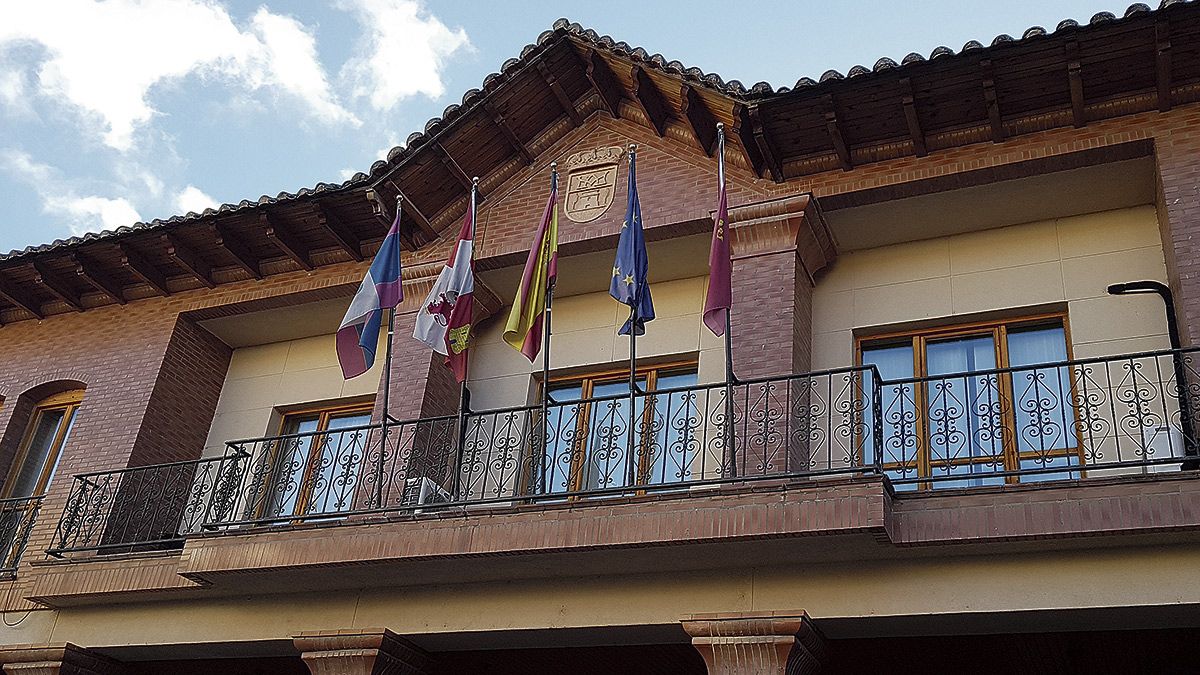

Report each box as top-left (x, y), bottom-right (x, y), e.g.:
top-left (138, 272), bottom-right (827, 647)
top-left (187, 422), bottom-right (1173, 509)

top-left (43, 347), bottom-right (1200, 556)
top-left (0, 496), bottom-right (41, 575)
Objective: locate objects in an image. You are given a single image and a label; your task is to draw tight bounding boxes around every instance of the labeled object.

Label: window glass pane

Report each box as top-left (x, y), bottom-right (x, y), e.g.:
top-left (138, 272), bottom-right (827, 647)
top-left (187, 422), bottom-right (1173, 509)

top-left (863, 344), bottom-right (917, 485)
top-left (643, 372), bottom-right (700, 486)
top-left (924, 335), bottom-right (1001, 486)
top-left (265, 416), bottom-right (320, 517)
top-left (10, 409), bottom-right (67, 498)
top-left (308, 412), bottom-right (373, 514)
top-left (1007, 326), bottom-right (1073, 457)
top-left (542, 384), bottom-right (584, 494)
top-left (582, 379), bottom-right (646, 491)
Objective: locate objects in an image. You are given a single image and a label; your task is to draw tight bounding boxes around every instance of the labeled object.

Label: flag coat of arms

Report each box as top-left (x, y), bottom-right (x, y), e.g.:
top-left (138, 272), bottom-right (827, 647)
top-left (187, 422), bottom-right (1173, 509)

top-left (503, 172), bottom-right (559, 360)
top-left (609, 148), bottom-right (654, 335)
top-left (336, 208), bottom-right (404, 379)
top-left (414, 206), bottom-right (475, 382)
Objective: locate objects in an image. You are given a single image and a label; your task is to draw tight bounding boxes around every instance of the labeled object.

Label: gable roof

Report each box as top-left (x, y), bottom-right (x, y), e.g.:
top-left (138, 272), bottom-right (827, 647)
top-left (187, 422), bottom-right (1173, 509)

top-left (0, 0), bottom-right (1196, 324)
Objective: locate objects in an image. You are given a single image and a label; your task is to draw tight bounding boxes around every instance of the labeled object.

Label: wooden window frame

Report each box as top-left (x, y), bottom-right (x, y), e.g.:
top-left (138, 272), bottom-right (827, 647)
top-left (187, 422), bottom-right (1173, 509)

top-left (539, 360), bottom-right (698, 494)
top-left (856, 311), bottom-right (1083, 487)
top-left (258, 400), bottom-right (375, 519)
top-left (2, 389), bottom-right (84, 499)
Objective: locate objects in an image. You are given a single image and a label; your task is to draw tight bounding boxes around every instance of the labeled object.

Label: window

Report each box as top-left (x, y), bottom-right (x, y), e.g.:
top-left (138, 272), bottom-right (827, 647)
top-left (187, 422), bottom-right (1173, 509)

top-left (3, 389), bottom-right (83, 499)
top-left (860, 314), bottom-right (1077, 489)
top-left (260, 401), bottom-right (374, 518)
top-left (539, 363), bottom-right (699, 495)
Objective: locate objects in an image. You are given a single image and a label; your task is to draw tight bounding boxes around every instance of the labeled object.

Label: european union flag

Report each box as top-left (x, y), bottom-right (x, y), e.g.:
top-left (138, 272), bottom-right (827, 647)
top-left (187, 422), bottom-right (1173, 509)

top-left (609, 146), bottom-right (655, 335)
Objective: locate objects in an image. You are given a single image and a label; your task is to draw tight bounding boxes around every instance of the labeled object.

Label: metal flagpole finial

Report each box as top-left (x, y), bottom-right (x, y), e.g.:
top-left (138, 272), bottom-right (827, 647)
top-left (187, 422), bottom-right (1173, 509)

top-left (472, 176), bottom-right (480, 187)
top-left (628, 143), bottom-right (637, 153)
top-left (550, 161), bottom-right (558, 174)
top-left (716, 122), bottom-right (724, 132)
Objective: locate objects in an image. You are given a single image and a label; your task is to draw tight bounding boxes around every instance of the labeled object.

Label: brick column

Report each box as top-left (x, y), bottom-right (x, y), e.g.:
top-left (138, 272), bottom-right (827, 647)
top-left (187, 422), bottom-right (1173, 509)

top-left (1154, 114), bottom-right (1200, 345)
top-left (294, 629), bottom-right (433, 675)
top-left (0, 643), bottom-right (126, 675)
top-left (728, 194), bottom-right (835, 380)
top-left (727, 196), bottom-right (837, 476)
top-left (681, 611), bottom-right (827, 675)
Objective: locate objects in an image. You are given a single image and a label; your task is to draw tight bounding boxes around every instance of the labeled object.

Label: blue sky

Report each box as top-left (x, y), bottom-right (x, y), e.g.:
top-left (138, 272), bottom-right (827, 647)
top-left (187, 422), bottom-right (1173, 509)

top-left (0, 0), bottom-right (1116, 253)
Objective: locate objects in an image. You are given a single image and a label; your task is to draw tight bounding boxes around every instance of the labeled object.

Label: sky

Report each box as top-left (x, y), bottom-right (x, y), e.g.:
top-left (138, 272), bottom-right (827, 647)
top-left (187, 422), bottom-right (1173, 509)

top-left (0, 0), bottom-right (1121, 254)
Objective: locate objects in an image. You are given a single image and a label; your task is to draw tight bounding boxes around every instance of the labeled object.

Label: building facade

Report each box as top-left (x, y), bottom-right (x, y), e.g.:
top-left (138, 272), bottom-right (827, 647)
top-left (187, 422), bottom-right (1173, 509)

top-left (0, 3), bottom-right (1199, 673)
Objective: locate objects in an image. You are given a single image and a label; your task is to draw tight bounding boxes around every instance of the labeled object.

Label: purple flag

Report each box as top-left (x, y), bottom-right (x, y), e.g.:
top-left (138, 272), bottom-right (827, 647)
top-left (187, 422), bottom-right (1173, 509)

top-left (336, 208), bottom-right (403, 379)
top-left (703, 127), bottom-right (732, 336)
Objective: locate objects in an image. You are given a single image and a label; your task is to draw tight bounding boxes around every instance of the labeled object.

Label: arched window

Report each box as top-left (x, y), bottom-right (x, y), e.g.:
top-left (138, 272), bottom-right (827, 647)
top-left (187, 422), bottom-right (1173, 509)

top-left (3, 389), bottom-right (84, 498)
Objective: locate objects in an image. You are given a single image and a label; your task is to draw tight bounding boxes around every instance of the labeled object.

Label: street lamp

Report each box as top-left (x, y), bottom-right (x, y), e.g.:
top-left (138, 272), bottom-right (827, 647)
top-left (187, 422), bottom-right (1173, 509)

top-left (1106, 280), bottom-right (1197, 470)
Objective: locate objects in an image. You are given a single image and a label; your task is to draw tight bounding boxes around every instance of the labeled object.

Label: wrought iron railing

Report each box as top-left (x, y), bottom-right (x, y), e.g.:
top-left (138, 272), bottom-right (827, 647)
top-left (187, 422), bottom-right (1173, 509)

top-left (0, 495), bottom-right (41, 575)
top-left (46, 456), bottom-right (229, 556)
top-left (42, 348), bottom-right (1200, 554)
top-left (877, 347), bottom-right (1200, 488)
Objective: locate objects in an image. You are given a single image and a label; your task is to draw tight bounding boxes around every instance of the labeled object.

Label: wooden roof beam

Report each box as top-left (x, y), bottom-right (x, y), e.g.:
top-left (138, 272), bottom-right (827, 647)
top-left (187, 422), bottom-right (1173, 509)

top-left (584, 49), bottom-right (623, 118)
top-left (1066, 40), bottom-right (1086, 128)
top-left (680, 84), bottom-right (717, 156)
top-left (165, 233), bottom-right (216, 288)
top-left (481, 100), bottom-right (533, 165)
top-left (822, 95), bottom-right (853, 171)
top-left (746, 103), bottom-right (784, 182)
top-left (210, 222), bottom-right (262, 279)
top-left (32, 261), bottom-right (82, 312)
top-left (980, 59), bottom-right (1005, 143)
top-left (731, 103), bottom-right (766, 179)
top-left (262, 213), bottom-right (312, 272)
top-left (71, 254), bottom-right (126, 305)
top-left (536, 60), bottom-right (583, 126)
top-left (119, 243), bottom-right (170, 296)
top-left (631, 65), bottom-right (670, 137)
top-left (314, 204), bottom-right (364, 262)
top-left (0, 273), bottom-right (44, 319)
top-left (363, 188), bottom-right (415, 250)
top-left (900, 77), bottom-right (927, 157)
top-left (434, 142), bottom-right (483, 201)
top-left (1157, 19), bottom-right (1172, 112)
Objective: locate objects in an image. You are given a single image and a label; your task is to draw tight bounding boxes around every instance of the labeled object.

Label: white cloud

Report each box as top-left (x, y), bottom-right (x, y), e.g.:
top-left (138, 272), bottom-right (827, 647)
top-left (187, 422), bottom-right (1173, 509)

top-left (175, 184), bottom-right (219, 214)
top-left (0, 149), bottom-right (141, 235)
top-left (0, 0), bottom-right (357, 151)
top-left (339, 0), bottom-right (471, 109)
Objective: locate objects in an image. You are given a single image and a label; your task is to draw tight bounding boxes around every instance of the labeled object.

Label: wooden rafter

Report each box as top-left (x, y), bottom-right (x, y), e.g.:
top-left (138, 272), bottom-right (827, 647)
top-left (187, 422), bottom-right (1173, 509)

top-left (980, 58), bottom-right (1006, 142)
top-left (731, 103), bottom-right (766, 179)
top-left (680, 84), bottom-right (718, 156)
top-left (0, 272), bottom-right (44, 319)
top-left (210, 222), bottom-right (262, 279)
top-left (72, 254), bottom-right (126, 305)
top-left (584, 49), bottom-right (623, 118)
top-left (364, 188), bottom-right (416, 250)
top-left (822, 95), bottom-right (853, 171)
top-left (746, 103), bottom-right (783, 182)
top-left (631, 65), bottom-right (670, 137)
top-left (32, 261), bottom-right (82, 311)
top-left (481, 99), bottom-right (533, 165)
top-left (536, 60), bottom-right (583, 126)
top-left (434, 142), bottom-right (482, 201)
top-left (262, 213), bottom-right (312, 272)
top-left (314, 204), bottom-right (363, 262)
top-left (1156, 19), bottom-right (1172, 112)
top-left (900, 77), bottom-right (927, 157)
top-left (164, 233), bottom-right (216, 288)
top-left (388, 183), bottom-right (440, 242)
top-left (1065, 40), bottom-right (1086, 128)
top-left (120, 243), bottom-right (170, 296)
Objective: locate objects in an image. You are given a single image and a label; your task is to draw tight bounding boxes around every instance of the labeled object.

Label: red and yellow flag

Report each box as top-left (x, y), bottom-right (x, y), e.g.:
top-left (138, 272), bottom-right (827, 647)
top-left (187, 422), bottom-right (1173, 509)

top-left (503, 171), bottom-right (559, 361)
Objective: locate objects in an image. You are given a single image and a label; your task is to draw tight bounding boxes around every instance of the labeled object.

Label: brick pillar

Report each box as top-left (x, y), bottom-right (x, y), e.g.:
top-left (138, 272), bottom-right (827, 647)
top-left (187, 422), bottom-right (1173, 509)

top-left (1155, 118), bottom-right (1200, 344)
top-left (727, 196), bottom-right (837, 476)
top-left (0, 643), bottom-right (126, 675)
top-left (681, 611), bottom-right (828, 675)
top-left (294, 629), bottom-right (433, 675)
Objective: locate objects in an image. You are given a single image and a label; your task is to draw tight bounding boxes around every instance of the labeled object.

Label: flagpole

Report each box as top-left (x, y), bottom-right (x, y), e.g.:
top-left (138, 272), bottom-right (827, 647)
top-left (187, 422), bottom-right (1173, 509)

top-left (376, 195), bottom-right (403, 507)
top-left (625, 144), bottom-right (639, 489)
top-left (451, 178), bottom-right (479, 499)
top-left (539, 163), bottom-right (558, 494)
top-left (717, 123), bottom-right (738, 478)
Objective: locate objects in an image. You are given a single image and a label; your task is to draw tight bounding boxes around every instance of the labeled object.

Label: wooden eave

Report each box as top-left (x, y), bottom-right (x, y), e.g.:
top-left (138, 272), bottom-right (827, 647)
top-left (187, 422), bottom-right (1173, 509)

top-left (0, 3), bottom-right (1198, 325)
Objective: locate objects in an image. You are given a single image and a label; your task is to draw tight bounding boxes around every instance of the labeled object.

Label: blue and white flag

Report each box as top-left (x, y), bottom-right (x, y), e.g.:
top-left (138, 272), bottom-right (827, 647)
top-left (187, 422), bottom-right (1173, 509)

top-left (336, 207), bottom-right (403, 379)
top-left (609, 147), bottom-right (655, 335)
